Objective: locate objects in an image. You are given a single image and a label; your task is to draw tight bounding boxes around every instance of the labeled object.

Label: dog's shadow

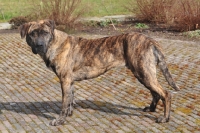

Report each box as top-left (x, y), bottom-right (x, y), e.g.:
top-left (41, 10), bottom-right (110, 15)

top-left (0, 100), bottom-right (156, 121)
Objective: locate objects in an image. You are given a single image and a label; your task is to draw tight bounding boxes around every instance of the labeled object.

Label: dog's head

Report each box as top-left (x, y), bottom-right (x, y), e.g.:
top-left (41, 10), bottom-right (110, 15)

top-left (19, 19), bottom-right (55, 55)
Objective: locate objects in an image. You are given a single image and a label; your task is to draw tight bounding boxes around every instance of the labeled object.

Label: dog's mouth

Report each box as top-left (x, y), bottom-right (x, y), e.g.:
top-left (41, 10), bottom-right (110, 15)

top-left (32, 46), bottom-right (47, 55)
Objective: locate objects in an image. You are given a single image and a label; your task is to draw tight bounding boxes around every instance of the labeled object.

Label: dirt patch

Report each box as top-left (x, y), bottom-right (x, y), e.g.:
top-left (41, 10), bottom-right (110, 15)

top-left (73, 22), bottom-right (200, 42)
top-left (1, 22), bottom-right (199, 43)
top-left (0, 29), bottom-right (19, 34)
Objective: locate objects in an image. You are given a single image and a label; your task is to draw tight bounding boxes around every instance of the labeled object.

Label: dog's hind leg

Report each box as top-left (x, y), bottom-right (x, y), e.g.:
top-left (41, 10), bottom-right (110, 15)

top-left (143, 91), bottom-right (160, 112)
top-left (132, 65), bottom-right (171, 123)
top-left (128, 49), bottom-right (171, 123)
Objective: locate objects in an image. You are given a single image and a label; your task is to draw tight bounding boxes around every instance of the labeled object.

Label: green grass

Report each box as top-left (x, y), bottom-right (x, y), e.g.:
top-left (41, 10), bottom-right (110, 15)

top-left (0, 0), bottom-right (132, 22)
top-left (0, 0), bottom-right (34, 22)
top-left (134, 23), bottom-right (149, 29)
top-left (83, 0), bottom-right (131, 17)
top-left (183, 30), bottom-right (200, 38)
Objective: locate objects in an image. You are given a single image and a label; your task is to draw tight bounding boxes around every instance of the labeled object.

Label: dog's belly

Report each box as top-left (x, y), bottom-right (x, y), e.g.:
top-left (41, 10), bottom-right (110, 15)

top-left (73, 60), bottom-right (125, 81)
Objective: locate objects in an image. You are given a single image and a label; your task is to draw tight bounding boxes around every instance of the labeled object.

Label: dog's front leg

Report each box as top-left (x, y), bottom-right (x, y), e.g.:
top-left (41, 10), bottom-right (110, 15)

top-left (50, 79), bottom-right (74, 126)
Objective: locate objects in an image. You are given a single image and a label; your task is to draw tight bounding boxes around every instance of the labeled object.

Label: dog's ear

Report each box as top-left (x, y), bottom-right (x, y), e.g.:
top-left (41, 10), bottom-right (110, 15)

top-left (19, 23), bottom-right (31, 39)
top-left (44, 19), bottom-right (55, 33)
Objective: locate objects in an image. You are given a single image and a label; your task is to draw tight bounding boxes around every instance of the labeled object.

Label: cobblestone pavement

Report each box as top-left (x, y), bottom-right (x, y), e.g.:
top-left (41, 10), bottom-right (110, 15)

top-left (0, 33), bottom-right (200, 133)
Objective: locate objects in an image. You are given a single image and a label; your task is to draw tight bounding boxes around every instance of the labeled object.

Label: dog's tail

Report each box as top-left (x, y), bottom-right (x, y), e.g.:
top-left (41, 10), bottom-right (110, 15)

top-left (153, 45), bottom-right (180, 91)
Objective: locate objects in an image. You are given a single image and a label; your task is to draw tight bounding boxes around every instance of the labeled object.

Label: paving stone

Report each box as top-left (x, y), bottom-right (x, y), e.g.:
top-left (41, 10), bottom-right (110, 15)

top-left (1, 130), bottom-right (9, 133)
top-left (116, 130), bottom-right (125, 133)
top-left (0, 33), bottom-right (200, 132)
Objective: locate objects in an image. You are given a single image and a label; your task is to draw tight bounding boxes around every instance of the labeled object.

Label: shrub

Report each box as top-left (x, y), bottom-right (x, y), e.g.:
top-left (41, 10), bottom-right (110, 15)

top-left (127, 0), bottom-right (176, 23)
top-left (28, 0), bottom-right (85, 30)
top-left (127, 0), bottom-right (200, 31)
top-left (174, 0), bottom-right (200, 31)
top-left (9, 16), bottom-right (28, 29)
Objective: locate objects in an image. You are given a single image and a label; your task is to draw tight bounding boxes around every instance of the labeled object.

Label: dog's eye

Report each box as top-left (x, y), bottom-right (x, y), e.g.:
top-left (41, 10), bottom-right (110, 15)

top-left (42, 31), bottom-right (49, 35)
top-left (30, 31), bottom-right (37, 37)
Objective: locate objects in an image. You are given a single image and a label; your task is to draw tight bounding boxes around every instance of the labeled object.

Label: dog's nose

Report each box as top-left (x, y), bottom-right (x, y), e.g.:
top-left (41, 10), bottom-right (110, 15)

top-left (37, 43), bottom-right (43, 47)
top-left (36, 40), bottom-right (44, 47)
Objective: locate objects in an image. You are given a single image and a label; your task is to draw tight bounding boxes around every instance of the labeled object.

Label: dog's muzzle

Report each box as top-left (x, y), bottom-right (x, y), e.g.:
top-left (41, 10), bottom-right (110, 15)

top-left (31, 46), bottom-right (38, 54)
top-left (32, 40), bottom-right (46, 54)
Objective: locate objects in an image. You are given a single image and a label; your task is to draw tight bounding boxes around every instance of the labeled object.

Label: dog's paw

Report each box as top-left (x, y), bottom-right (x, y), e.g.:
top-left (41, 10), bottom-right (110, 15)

top-left (143, 106), bottom-right (155, 112)
top-left (156, 116), bottom-right (169, 123)
top-left (49, 118), bottom-right (65, 126)
top-left (67, 111), bottom-right (73, 116)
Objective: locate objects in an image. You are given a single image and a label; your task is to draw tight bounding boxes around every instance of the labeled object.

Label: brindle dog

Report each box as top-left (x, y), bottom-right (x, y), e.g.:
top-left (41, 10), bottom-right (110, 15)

top-left (19, 20), bottom-right (180, 126)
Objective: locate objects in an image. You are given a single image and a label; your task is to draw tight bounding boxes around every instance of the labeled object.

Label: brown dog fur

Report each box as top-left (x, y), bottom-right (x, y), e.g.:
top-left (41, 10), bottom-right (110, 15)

top-left (20, 20), bottom-right (179, 126)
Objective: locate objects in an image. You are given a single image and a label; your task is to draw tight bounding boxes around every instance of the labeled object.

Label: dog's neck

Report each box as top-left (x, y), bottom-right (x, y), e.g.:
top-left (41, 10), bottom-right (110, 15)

top-left (53, 30), bottom-right (69, 45)
top-left (42, 30), bottom-right (69, 70)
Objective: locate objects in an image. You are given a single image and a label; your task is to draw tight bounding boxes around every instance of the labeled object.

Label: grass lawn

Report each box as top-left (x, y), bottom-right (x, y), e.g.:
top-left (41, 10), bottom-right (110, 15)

top-left (83, 0), bottom-right (131, 17)
top-left (0, 0), bottom-right (33, 22)
top-left (0, 0), bottom-right (132, 22)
